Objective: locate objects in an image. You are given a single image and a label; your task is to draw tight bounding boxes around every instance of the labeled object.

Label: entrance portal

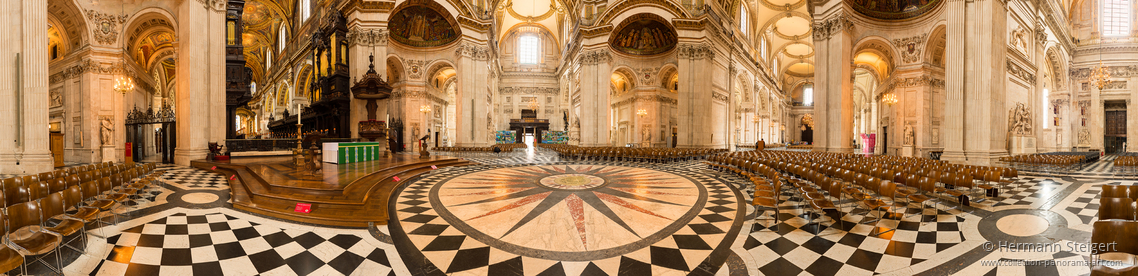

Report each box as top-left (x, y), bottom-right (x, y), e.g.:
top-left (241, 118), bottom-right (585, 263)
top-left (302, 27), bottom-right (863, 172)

top-left (1105, 107), bottom-right (1127, 153)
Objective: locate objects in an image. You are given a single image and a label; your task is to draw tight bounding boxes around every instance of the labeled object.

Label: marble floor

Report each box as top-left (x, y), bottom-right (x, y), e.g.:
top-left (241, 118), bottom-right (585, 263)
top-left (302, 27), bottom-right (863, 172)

top-left (4, 151), bottom-right (1121, 275)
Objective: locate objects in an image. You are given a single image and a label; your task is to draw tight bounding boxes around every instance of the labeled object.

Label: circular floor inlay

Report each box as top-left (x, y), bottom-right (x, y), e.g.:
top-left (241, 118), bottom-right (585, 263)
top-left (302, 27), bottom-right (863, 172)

top-left (538, 174), bottom-right (606, 190)
top-left (996, 214), bottom-right (1049, 236)
top-left (182, 193), bottom-right (220, 204)
top-left (429, 165), bottom-right (705, 259)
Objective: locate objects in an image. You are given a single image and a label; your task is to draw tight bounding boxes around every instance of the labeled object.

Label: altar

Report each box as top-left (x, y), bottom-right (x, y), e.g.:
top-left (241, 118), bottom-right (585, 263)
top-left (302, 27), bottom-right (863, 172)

top-left (322, 142), bottom-right (382, 164)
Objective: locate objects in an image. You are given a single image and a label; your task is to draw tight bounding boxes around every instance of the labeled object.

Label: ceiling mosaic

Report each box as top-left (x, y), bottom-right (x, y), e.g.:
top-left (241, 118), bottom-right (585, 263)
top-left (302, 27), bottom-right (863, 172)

top-left (608, 13), bottom-right (677, 56)
top-left (846, 0), bottom-right (942, 20)
top-left (388, 1), bottom-right (462, 48)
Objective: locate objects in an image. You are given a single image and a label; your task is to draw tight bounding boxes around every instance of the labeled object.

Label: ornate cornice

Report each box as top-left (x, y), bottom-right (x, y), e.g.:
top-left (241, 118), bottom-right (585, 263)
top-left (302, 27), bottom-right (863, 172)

top-left (812, 15), bottom-right (853, 41)
top-left (893, 75), bottom-right (945, 88)
top-left (672, 18), bottom-right (705, 31)
top-left (392, 89), bottom-right (447, 104)
top-left (500, 87), bottom-right (558, 95)
top-left (610, 95), bottom-right (678, 108)
top-left (342, 0), bottom-right (395, 13)
top-left (1007, 61), bottom-right (1036, 85)
top-left (346, 28), bottom-right (387, 46)
top-left (577, 49), bottom-right (612, 65)
top-left (50, 59), bottom-right (129, 84)
top-left (676, 43), bottom-right (715, 60)
top-left (712, 92), bottom-right (729, 102)
top-left (1070, 65), bottom-right (1138, 79)
top-left (84, 9), bottom-right (128, 45)
top-left (457, 16), bottom-right (491, 32)
top-left (580, 25), bottom-right (613, 38)
top-left (455, 42), bottom-right (491, 61)
top-left (195, 0), bottom-right (228, 12)
top-left (891, 33), bottom-right (927, 64)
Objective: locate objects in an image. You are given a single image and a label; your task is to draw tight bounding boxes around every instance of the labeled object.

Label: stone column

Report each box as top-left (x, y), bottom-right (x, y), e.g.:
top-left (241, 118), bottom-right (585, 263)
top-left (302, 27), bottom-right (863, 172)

top-left (940, 0), bottom-right (967, 162)
top-left (174, 0), bottom-right (226, 165)
top-left (961, 0), bottom-right (1008, 165)
top-left (0, 0), bottom-right (17, 172)
top-left (347, 28), bottom-right (387, 139)
top-left (676, 43), bottom-right (714, 148)
top-left (812, 15), bottom-right (853, 153)
top-left (576, 49), bottom-right (612, 147)
top-left (0, 0), bottom-right (52, 173)
top-left (454, 42), bottom-right (492, 146)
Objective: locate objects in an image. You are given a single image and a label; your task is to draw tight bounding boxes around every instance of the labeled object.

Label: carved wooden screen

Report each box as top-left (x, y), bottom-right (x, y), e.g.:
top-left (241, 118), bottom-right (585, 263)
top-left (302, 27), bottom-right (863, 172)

top-left (1105, 111), bottom-right (1126, 137)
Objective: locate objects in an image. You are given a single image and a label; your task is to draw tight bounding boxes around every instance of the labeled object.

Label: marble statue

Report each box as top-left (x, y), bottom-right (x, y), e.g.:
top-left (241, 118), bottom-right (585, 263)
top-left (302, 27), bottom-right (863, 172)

top-left (903, 123), bottom-right (914, 145)
top-left (1079, 129), bottom-right (1090, 145)
top-left (99, 117), bottom-right (114, 146)
top-left (1008, 102), bottom-right (1032, 136)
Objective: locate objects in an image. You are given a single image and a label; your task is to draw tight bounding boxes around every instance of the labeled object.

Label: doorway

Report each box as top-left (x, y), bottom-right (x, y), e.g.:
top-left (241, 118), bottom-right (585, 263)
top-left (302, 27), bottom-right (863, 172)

top-left (881, 126), bottom-right (888, 155)
top-left (1106, 109), bottom-right (1127, 153)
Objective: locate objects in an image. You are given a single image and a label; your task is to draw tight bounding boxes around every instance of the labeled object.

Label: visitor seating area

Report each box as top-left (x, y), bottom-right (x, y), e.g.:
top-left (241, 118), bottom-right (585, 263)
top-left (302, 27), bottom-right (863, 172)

top-left (999, 152), bottom-right (1098, 170)
top-left (0, 162), bottom-right (162, 275)
top-left (432, 143), bottom-right (528, 156)
top-left (1089, 184), bottom-right (1138, 275)
top-left (538, 144), bottom-right (726, 163)
top-left (787, 144), bottom-right (812, 150)
top-left (705, 151), bottom-right (1020, 234)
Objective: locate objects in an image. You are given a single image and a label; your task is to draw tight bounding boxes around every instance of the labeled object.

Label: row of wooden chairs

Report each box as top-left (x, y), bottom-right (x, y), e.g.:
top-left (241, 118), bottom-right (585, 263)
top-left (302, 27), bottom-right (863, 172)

top-left (1115, 156), bottom-right (1138, 167)
top-left (0, 163), bottom-right (161, 275)
top-left (433, 144), bottom-right (528, 156)
top-left (540, 144), bottom-right (727, 163)
top-left (708, 151), bottom-right (1022, 235)
top-left (1000, 154), bottom-right (1087, 165)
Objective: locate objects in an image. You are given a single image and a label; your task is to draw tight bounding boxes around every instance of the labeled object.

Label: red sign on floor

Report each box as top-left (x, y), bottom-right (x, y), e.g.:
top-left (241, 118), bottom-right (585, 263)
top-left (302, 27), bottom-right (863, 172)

top-left (393, 176), bottom-right (401, 182)
top-left (431, 165), bottom-right (437, 170)
top-left (211, 166), bottom-right (217, 170)
top-left (295, 203), bottom-right (312, 213)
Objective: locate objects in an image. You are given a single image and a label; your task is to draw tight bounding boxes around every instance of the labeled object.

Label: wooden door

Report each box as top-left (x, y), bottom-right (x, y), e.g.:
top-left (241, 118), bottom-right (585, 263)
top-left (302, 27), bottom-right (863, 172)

top-left (50, 133), bottom-right (64, 167)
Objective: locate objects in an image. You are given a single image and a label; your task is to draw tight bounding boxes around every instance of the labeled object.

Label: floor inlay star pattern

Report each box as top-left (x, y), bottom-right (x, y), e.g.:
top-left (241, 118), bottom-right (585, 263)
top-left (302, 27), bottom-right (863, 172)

top-left (393, 164), bottom-right (745, 275)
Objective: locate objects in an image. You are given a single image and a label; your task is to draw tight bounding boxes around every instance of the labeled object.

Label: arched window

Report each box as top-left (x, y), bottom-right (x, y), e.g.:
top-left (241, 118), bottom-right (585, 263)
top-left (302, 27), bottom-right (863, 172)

top-left (803, 83), bottom-right (813, 106)
top-left (1103, 0), bottom-right (1130, 36)
top-left (739, 5), bottom-right (749, 37)
top-left (250, 82), bottom-right (257, 94)
top-left (278, 25), bottom-right (288, 53)
top-left (300, 0), bottom-right (312, 23)
top-left (518, 34), bottom-right (540, 64)
top-left (265, 49), bottom-right (273, 71)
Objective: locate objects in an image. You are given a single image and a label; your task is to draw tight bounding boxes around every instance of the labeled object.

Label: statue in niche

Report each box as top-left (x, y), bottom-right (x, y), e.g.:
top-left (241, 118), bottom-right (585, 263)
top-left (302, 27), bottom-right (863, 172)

top-left (902, 123), bottom-right (915, 145)
top-left (642, 125), bottom-right (651, 144)
top-left (50, 89), bottom-right (63, 108)
top-left (1011, 27), bottom-right (1029, 53)
top-left (1008, 102), bottom-right (1032, 136)
top-left (99, 116), bottom-right (114, 146)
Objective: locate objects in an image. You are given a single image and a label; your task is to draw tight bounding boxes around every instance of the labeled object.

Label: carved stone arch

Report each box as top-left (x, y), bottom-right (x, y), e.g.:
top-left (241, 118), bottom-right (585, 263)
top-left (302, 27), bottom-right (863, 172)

top-left (122, 7), bottom-right (178, 49)
top-left (924, 23), bottom-right (947, 68)
top-left (388, 0), bottom-right (462, 48)
top-left (757, 11), bottom-right (814, 40)
top-left (1044, 45), bottom-right (1067, 89)
top-left (852, 36), bottom-right (899, 77)
top-left (295, 65), bottom-right (314, 99)
top-left (47, 14), bottom-right (72, 58)
top-left (424, 59), bottom-right (457, 92)
top-left (658, 64), bottom-right (679, 93)
top-left (386, 55), bottom-right (406, 84)
top-left (778, 59), bottom-right (815, 80)
top-left (611, 66), bottom-right (637, 95)
top-left (47, 0), bottom-right (91, 49)
top-left (596, 1), bottom-right (690, 27)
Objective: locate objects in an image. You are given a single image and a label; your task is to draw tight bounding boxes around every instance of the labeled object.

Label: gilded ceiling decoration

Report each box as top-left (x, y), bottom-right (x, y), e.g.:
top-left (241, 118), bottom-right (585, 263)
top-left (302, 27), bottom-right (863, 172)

top-left (608, 13), bottom-right (677, 56)
top-left (388, 1), bottom-right (462, 48)
top-left (846, 0), bottom-right (942, 20)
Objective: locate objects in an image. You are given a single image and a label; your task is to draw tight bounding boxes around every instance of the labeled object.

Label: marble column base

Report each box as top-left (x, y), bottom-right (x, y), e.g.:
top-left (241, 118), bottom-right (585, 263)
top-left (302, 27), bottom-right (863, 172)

top-left (901, 146), bottom-right (915, 157)
top-left (174, 148), bottom-right (210, 166)
top-left (939, 150), bottom-right (967, 163)
top-left (15, 153), bottom-right (53, 175)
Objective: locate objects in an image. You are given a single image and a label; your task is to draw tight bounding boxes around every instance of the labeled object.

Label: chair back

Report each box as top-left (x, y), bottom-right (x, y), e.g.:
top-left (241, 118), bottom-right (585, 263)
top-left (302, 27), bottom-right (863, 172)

top-left (97, 177), bottom-right (114, 194)
top-left (39, 192), bottom-right (67, 220)
top-left (62, 186), bottom-right (85, 209)
top-left (1098, 197), bottom-right (1137, 220)
top-left (6, 201), bottom-right (43, 231)
top-left (1092, 220), bottom-right (1138, 255)
top-left (1102, 185), bottom-right (1130, 199)
top-left (80, 181), bottom-right (101, 200)
top-left (27, 179), bottom-right (50, 201)
top-left (2, 179), bottom-right (28, 208)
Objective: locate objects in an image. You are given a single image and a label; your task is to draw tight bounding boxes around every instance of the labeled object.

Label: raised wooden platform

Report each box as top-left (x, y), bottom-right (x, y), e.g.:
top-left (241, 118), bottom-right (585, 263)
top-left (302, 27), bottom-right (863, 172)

top-left (191, 154), bottom-right (474, 227)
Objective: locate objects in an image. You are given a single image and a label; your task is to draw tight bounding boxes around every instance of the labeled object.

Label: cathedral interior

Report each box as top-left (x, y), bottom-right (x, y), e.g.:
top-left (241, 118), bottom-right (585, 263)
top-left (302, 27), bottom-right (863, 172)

top-left (0, 0), bottom-right (1137, 275)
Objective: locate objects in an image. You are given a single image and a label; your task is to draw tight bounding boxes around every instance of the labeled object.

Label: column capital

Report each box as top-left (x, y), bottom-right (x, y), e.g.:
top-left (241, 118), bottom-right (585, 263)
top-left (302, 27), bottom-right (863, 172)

top-left (347, 28), bottom-right (387, 47)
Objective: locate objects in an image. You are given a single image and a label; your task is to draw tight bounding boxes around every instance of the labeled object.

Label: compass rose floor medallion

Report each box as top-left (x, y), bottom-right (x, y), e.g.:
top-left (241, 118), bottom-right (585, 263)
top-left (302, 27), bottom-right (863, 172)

top-left (391, 164), bottom-right (746, 275)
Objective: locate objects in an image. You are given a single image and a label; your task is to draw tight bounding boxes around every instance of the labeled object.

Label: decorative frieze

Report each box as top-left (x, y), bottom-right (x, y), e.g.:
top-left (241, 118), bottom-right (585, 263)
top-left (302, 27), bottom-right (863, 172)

top-left (580, 25), bottom-right (614, 38)
top-left (578, 49), bottom-right (612, 65)
top-left (1006, 61), bottom-right (1036, 85)
top-left (893, 76), bottom-right (946, 88)
top-left (195, 0), bottom-right (228, 12)
top-left (1072, 66), bottom-right (1138, 79)
top-left (812, 15), bottom-right (853, 40)
top-left (49, 59), bottom-right (130, 84)
top-left (676, 43), bottom-right (714, 60)
top-left (85, 9), bottom-right (128, 45)
top-left (346, 28), bottom-right (387, 46)
top-left (609, 95), bottom-right (678, 108)
top-left (455, 42), bottom-right (491, 61)
top-left (500, 87), bottom-right (558, 95)
top-left (457, 16), bottom-right (491, 32)
top-left (636, 67), bottom-right (659, 86)
top-left (891, 34), bottom-right (927, 64)
top-left (391, 89), bottom-right (447, 105)
top-left (712, 92), bottom-right (729, 102)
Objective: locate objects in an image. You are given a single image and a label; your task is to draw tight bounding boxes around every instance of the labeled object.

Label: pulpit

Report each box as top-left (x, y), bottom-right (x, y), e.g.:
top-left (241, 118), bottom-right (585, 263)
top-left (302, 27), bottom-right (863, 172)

top-left (352, 53), bottom-right (393, 157)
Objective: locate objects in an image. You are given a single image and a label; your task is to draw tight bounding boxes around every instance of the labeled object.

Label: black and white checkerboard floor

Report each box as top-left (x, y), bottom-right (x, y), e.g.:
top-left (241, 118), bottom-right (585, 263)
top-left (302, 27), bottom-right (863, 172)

top-left (71, 208), bottom-right (404, 276)
top-left (158, 167), bottom-right (230, 190)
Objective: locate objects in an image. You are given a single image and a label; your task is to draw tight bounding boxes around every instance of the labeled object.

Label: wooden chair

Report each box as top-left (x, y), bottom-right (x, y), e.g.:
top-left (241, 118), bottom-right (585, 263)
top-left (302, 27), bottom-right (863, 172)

top-left (6, 201), bottom-right (63, 273)
top-left (0, 212), bottom-right (24, 276)
top-left (1104, 185), bottom-right (1131, 199)
top-left (751, 179), bottom-right (782, 232)
top-left (1090, 220), bottom-right (1138, 276)
top-left (1099, 198), bottom-right (1137, 220)
top-left (39, 192), bottom-right (87, 254)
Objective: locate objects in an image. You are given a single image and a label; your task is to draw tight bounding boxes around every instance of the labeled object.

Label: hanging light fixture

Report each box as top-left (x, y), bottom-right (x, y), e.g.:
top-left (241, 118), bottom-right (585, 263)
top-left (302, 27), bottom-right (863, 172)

top-left (1087, 41), bottom-right (1111, 89)
top-left (113, 0), bottom-right (133, 94)
top-left (881, 92), bottom-right (898, 105)
top-left (637, 109), bottom-right (648, 117)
